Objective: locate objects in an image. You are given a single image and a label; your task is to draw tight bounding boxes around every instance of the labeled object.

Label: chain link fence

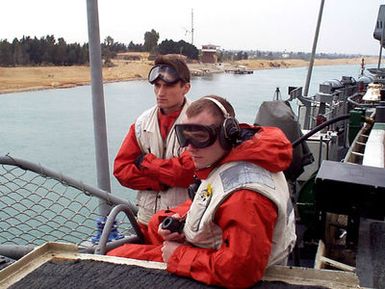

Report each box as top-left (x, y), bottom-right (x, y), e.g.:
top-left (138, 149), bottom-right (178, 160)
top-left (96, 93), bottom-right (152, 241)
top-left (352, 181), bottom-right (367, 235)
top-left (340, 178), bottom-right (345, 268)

top-left (0, 155), bottom-right (137, 251)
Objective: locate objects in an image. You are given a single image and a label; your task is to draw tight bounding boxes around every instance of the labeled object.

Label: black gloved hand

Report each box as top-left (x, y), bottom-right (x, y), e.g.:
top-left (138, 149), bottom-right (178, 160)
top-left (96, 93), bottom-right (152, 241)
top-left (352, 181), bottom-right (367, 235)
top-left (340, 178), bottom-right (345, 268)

top-left (188, 178), bottom-right (201, 200)
top-left (134, 153), bottom-right (146, 169)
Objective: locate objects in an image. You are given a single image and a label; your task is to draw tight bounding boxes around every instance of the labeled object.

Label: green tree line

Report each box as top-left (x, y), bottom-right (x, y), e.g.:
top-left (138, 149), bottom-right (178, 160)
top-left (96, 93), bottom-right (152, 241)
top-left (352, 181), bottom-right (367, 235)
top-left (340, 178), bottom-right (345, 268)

top-left (0, 35), bottom-right (89, 66)
top-left (0, 29), bottom-right (199, 67)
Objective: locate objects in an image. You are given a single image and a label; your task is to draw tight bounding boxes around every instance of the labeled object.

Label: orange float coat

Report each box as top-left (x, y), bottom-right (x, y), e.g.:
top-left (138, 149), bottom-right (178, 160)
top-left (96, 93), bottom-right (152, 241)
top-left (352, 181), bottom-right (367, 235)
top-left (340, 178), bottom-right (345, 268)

top-left (108, 125), bottom-right (293, 288)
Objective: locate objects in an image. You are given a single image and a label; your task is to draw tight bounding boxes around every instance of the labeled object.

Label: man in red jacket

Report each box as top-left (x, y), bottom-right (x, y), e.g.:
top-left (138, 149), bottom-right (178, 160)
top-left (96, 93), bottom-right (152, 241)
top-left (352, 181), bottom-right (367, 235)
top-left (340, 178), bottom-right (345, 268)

top-left (113, 54), bottom-right (195, 234)
top-left (108, 95), bottom-right (296, 288)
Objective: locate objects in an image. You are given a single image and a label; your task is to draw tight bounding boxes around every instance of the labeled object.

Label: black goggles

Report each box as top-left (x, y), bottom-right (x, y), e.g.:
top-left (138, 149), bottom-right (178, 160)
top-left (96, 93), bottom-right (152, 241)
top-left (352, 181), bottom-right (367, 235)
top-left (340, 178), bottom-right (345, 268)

top-left (175, 124), bottom-right (220, 149)
top-left (148, 64), bottom-right (181, 84)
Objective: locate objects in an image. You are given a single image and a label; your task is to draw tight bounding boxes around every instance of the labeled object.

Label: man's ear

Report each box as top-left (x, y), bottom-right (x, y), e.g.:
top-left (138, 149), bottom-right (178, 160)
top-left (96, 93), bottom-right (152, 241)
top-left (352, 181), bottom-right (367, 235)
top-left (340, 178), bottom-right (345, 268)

top-left (182, 82), bottom-right (191, 95)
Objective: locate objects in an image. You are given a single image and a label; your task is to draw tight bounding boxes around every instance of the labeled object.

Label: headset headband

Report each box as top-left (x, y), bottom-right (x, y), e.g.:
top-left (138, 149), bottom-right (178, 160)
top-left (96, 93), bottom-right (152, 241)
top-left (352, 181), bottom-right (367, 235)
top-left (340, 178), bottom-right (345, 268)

top-left (202, 96), bottom-right (240, 150)
top-left (204, 97), bottom-right (231, 118)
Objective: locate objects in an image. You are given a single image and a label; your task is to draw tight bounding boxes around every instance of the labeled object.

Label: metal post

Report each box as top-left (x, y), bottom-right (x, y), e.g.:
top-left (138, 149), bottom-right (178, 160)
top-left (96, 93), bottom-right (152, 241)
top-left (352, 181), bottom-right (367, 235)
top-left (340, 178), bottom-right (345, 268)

top-left (86, 0), bottom-right (111, 216)
top-left (304, 0), bottom-right (325, 96)
top-left (191, 9), bottom-right (194, 45)
top-left (303, 0), bottom-right (325, 129)
top-left (378, 20), bottom-right (385, 69)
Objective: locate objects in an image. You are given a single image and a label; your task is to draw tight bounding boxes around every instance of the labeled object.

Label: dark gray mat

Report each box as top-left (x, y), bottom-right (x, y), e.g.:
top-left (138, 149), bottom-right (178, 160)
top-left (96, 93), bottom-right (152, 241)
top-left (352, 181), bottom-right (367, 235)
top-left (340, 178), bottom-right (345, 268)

top-left (357, 219), bottom-right (385, 289)
top-left (8, 259), bottom-right (330, 289)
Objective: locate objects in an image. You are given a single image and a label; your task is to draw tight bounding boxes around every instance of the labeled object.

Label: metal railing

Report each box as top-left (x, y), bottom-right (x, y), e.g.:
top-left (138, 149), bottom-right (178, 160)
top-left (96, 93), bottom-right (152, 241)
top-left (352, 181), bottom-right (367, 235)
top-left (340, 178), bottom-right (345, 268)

top-left (0, 155), bottom-right (137, 254)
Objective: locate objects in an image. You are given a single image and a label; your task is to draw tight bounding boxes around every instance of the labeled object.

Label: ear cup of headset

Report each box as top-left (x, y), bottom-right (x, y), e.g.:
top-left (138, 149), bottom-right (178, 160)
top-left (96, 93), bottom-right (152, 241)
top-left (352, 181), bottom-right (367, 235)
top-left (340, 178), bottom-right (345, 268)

top-left (219, 117), bottom-right (241, 150)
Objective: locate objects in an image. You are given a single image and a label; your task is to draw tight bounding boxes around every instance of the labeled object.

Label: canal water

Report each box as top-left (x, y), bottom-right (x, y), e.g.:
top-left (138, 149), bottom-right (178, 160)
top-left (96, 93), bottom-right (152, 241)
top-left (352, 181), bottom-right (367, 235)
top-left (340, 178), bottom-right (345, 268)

top-left (0, 64), bottom-right (369, 201)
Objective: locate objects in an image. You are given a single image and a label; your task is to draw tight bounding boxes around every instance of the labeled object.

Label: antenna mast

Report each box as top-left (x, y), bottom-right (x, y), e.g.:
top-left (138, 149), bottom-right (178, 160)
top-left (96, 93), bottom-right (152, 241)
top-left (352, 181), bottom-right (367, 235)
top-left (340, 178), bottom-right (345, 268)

top-left (191, 9), bottom-right (194, 45)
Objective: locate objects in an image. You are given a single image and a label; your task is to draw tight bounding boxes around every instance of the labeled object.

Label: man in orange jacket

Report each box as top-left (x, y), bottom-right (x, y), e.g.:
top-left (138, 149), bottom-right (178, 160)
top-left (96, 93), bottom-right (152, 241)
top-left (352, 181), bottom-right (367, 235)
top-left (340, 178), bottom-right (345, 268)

top-left (108, 95), bottom-right (296, 288)
top-left (113, 54), bottom-right (195, 235)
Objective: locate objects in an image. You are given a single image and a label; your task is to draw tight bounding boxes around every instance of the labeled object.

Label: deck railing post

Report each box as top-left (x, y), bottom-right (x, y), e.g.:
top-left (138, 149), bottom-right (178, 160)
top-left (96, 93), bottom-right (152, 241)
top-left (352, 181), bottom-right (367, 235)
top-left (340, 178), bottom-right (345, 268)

top-left (86, 0), bottom-right (111, 217)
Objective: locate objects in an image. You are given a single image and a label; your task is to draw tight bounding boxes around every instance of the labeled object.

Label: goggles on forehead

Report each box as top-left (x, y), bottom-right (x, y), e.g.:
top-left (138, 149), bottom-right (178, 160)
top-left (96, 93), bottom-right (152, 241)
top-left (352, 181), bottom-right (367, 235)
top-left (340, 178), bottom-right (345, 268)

top-left (148, 64), bottom-right (181, 84)
top-left (175, 124), bottom-right (220, 149)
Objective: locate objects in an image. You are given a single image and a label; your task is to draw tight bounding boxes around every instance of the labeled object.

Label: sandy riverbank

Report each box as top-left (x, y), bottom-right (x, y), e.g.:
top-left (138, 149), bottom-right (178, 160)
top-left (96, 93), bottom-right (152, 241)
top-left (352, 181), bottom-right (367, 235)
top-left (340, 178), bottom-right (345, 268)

top-left (0, 56), bottom-right (378, 94)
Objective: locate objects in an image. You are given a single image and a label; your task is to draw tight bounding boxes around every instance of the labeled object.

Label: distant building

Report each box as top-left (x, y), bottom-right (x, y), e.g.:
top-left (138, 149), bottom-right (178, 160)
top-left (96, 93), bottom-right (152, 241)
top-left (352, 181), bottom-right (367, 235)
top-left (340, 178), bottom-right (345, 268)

top-left (201, 44), bottom-right (219, 63)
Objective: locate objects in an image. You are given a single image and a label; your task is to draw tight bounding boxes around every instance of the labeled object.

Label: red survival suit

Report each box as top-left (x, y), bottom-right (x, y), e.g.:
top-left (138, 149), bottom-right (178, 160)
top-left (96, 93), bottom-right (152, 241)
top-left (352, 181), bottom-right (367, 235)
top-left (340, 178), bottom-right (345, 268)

top-left (114, 108), bottom-right (195, 233)
top-left (114, 109), bottom-right (194, 192)
top-left (108, 125), bottom-right (293, 288)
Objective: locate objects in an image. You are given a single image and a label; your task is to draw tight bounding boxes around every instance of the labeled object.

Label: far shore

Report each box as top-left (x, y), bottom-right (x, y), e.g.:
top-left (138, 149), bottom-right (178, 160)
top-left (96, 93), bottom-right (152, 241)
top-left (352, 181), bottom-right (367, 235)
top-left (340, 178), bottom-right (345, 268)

top-left (0, 56), bottom-right (379, 94)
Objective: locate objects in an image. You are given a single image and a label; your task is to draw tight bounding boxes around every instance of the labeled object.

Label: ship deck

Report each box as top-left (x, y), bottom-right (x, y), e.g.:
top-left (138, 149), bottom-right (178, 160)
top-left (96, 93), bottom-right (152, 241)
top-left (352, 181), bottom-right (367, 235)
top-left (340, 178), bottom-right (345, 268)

top-left (0, 243), bottom-right (360, 289)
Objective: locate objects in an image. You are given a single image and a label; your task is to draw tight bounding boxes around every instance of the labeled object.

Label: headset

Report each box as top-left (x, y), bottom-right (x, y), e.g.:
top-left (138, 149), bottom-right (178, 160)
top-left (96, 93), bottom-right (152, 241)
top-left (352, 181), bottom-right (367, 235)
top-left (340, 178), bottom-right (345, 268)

top-left (204, 97), bottom-right (241, 150)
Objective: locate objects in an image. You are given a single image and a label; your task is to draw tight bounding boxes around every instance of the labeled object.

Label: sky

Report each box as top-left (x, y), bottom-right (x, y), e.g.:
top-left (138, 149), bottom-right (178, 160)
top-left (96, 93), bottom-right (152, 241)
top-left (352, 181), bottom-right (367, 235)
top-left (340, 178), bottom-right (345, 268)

top-left (1, 0), bottom-right (384, 56)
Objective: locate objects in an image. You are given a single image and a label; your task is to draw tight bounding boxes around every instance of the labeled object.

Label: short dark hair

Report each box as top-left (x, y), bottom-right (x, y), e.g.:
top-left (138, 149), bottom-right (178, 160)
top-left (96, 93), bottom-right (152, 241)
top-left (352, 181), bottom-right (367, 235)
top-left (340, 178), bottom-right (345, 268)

top-left (186, 95), bottom-right (235, 125)
top-left (154, 54), bottom-right (190, 83)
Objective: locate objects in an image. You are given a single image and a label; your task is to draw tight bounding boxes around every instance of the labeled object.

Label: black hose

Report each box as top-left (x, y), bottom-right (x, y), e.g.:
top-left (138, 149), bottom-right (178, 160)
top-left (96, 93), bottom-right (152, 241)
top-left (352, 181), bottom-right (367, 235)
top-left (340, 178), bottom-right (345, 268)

top-left (292, 114), bottom-right (350, 148)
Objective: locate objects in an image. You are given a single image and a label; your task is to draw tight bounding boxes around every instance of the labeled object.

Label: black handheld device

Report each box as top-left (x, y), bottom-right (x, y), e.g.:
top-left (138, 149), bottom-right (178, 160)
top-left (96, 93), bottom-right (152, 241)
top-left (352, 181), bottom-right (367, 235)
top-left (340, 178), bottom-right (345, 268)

top-left (161, 216), bottom-right (185, 233)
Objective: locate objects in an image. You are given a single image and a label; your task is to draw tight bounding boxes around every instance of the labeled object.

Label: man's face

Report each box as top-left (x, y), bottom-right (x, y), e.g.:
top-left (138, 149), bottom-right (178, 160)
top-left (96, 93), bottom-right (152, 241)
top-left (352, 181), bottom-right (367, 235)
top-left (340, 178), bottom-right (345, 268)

top-left (154, 80), bottom-right (190, 114)
top-left (184, 110), bottom-right (227, 169)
